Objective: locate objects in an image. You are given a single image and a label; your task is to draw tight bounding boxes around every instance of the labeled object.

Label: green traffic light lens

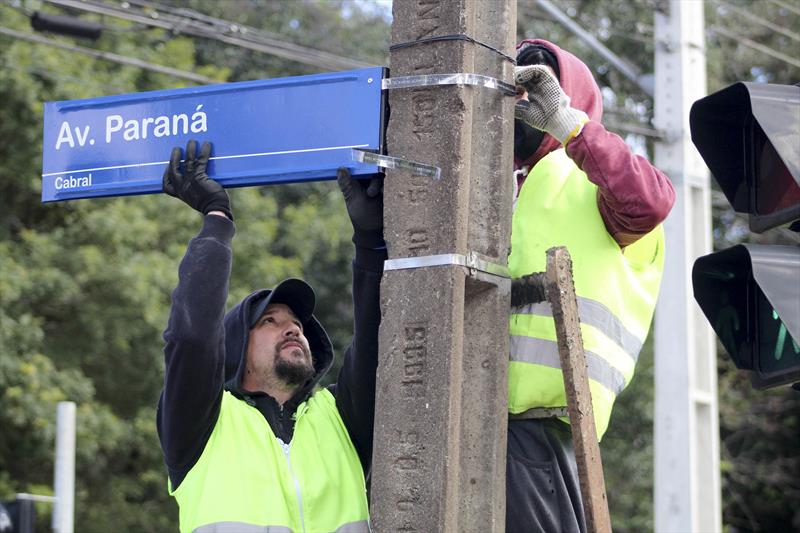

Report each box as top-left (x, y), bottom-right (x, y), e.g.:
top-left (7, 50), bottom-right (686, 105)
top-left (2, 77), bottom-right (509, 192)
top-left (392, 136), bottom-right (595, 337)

top-left (755, 286), bottom-right (800, 375)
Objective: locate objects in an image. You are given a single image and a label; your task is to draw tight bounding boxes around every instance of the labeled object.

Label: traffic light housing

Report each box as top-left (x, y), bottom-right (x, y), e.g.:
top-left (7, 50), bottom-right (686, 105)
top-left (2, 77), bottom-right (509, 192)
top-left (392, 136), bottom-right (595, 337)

top-left (690, 82), bottom-right (800, 389)
top-left (0, 499), bottom-right (35, 533)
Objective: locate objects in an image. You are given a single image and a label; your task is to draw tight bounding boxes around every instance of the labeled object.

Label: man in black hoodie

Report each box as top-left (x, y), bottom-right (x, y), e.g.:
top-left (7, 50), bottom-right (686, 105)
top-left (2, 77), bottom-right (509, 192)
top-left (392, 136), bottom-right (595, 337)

top-left (156, 139), bottom-right (384, 532)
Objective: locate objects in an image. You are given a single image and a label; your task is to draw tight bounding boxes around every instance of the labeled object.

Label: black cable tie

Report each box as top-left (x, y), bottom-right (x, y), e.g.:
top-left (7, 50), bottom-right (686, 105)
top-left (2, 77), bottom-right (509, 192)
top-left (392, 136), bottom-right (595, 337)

top-left (389, 33), bottom-right (516, 64)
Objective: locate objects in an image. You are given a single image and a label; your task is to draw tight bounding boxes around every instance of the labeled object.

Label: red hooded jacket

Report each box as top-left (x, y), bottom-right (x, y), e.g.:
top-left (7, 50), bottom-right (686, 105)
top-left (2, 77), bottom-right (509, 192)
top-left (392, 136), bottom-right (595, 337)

top-left (516, 39), bottom-right (675, 247)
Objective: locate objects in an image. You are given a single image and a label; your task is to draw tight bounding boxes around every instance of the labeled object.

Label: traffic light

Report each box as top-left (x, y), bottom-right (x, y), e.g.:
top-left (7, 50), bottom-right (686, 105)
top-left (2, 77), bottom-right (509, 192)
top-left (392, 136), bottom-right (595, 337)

top-left (690, 81), bottom-right (800, 390)
top-left (0, 499), bottom-right (35, 533)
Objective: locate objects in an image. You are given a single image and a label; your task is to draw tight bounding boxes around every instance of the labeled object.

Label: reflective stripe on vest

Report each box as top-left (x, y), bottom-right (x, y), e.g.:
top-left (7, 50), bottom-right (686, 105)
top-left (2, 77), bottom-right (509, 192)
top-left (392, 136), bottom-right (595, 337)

top-left (510, 335), bottom-right (627, 395)
top-left (507, 148), bottom-right (665, 439)
top-left (514, 297), bottom-right (645, 363)
top-left (193, 519), bottom-right (371, 533)
top-left (170, 390), bottom-right (369, 533)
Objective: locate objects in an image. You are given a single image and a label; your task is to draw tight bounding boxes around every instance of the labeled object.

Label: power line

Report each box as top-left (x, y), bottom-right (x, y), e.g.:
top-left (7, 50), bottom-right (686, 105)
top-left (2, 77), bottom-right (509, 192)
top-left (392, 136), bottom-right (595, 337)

top-left (712, 0), bottom-right (800, 42)
top-left (766, 0), bottom-right (800, 17)
top-left (44, 0), bottom-right (373, 71)
top-left (602, 28), bottom-right (652, 46)
top-left (710, 24), bottom-right (800, 69)
top-left (3, 62), bottom-right (129, 92)
top-left (157, 0), bottom-right (382, 68)
top-left (0, 26), bottom-right (216, 83)
top-left (533, 0), bottom-right (653, 98)
top-left (127, 0), bottom-right (376, 67)
top-left (604, 120), bottom-right (664, 140)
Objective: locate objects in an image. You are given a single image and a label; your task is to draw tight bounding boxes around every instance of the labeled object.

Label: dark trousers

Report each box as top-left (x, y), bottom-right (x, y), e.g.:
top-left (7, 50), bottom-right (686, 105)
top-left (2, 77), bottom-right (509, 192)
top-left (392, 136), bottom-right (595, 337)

top-left (506, 418), bottom-right (587, 533)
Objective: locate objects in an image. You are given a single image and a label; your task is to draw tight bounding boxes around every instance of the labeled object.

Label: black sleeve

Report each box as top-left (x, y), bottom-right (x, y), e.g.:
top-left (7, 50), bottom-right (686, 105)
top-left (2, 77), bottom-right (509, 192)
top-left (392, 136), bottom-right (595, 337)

top-left (335, 245), bottom-right (386, 474)
top-left (156, 214), bottom-right (234, 489)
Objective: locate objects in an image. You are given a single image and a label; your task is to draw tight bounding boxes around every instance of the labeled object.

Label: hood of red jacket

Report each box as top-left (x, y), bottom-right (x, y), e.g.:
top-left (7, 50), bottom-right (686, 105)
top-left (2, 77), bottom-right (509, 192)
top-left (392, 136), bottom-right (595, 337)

top-left (514, 39), bottom-right (603, 170)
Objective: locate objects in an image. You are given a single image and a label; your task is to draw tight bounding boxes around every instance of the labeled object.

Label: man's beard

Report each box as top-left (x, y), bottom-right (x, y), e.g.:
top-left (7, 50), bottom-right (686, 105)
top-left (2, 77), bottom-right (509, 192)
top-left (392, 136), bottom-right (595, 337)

top-left (514, 119), bottom-right (545, 162)
top-left (274, 340), bottom-right (315, 387)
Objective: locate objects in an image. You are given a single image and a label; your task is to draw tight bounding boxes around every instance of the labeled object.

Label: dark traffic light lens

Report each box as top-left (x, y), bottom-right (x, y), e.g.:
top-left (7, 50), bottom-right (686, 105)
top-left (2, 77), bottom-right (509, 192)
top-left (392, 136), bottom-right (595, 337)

top-left (752, 122), bottom-right (800, 217)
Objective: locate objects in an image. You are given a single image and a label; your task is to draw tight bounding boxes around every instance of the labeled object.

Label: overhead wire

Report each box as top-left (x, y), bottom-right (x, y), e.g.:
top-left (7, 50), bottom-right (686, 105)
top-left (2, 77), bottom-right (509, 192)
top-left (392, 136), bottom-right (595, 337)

top-left (712, 0), bottom-right (800, 42)
top-left (10, 0), bottom-right (796, 131)
top-left (533, 0), bottom-right (652, 97)
top-left (1, 0), bottom-right (147, 33)
top-left (765, 0), bottom-right (800, 17)
top-left (2, 62), bottom-right (129, 92)
top-left (710, 25), bottom-right (800, 69)
top-left (2, 0), bottom-right (35, 17)
top-left (43, 0), bottom-right (373, 71)
top-left (127, 0), bottom-right (377, 67)
top-left (599, 29), bottom-right (652, 46)
top-left (603, 120), bottom-right (663, 139)
top-left (0, 26), bottom-right (216, 83)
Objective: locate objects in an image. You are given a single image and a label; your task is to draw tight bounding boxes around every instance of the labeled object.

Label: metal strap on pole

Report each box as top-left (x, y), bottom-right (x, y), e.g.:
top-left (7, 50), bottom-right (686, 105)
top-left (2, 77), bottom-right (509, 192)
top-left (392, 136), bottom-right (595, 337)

top-left (382, 73), bottom-right (516, 96)
top-left (384, 251), bottom-right (510, 279)
top-left (354, 72), bottom-right (515, 180)
top-left (352, 149), bottom-right (441, 180)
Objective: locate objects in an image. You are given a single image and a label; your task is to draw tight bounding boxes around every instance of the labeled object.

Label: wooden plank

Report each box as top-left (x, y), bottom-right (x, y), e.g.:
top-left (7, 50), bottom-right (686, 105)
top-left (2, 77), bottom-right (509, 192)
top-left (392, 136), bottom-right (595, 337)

top-left (545, 246), bottom-right (613, 533)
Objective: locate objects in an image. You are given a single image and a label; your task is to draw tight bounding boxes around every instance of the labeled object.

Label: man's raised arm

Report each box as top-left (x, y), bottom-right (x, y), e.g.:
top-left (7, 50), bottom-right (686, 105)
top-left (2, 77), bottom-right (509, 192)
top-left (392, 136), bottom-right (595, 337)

top-left (157, 140), bottom-right (234, 488)
top-left (334, 169), bottom-right (386, 473)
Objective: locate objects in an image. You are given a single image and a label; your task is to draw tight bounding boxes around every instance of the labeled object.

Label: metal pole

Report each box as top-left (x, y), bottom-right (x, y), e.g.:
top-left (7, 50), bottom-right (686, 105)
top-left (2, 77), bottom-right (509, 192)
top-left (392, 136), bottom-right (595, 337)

top-left (52, 401), bottom-right (76, 533)
top-left (653, 1), bottom-right (721, 531)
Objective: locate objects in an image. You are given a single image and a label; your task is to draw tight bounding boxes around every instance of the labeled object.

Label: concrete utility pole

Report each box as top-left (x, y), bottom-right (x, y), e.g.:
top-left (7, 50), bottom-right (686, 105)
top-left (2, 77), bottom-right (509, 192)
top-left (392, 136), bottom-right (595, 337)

top-left (371, 1), bottom-right (516, 531)
top-left (653, 1), bottom-right (722, 532)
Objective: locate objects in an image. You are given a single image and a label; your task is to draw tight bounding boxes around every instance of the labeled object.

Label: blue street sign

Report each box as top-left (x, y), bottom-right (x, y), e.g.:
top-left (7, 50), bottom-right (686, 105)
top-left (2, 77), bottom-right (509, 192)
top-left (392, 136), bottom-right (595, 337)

top-left (41, 67), bottom-right (386, 203)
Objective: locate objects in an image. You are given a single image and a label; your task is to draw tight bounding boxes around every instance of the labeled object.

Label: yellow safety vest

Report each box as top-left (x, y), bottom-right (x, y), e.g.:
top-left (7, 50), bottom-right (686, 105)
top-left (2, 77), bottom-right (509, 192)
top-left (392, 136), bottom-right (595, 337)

top-left (508, 149), bottom-right (665, 439)
top-left (169, 389), bottom-right (370, 533)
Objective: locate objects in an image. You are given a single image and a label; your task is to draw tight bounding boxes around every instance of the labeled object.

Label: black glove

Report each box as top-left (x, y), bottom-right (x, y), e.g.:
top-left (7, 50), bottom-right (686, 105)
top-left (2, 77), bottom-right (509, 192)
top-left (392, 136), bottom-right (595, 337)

top-left (162, 140), bottom-right (233, 220)
top-left (337, 168), bottom-right (384, 249)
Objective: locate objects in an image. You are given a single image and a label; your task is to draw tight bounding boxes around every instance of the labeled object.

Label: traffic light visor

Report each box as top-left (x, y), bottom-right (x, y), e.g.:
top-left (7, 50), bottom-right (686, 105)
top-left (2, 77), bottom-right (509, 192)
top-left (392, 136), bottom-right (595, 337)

top-left (693, 244), bottom-right (800, 388)
top-left (690, 82), bottom-right (800, 232)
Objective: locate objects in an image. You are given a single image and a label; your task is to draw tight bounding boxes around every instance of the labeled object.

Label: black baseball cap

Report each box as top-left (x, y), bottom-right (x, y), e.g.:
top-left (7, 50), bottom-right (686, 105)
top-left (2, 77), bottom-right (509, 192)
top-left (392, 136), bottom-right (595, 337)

top-left (248, 278), bottom-right (316, 328)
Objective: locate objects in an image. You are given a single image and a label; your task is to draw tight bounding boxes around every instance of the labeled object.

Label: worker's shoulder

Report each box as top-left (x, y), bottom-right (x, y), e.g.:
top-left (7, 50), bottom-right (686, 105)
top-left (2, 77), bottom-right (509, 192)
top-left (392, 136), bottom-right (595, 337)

top-left (310, 385), bottom-right (336, 404)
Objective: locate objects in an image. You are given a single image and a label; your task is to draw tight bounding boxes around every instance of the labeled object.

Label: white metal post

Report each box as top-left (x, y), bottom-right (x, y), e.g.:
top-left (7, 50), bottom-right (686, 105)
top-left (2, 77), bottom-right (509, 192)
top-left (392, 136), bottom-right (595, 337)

top-left (52, 401), bottom-right (76, 533)
top-left (653, 1), bottom-right (721, 532)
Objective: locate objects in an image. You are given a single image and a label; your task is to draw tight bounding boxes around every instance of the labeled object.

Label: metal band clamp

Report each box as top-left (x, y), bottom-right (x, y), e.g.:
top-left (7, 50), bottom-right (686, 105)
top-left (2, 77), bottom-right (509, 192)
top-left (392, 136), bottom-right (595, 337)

top-left (352, 149), bottom-right (441, 180)
top-left (381, 73), bottom-right (516, 97)
top-left (384, 251), bottom-right (509, 279)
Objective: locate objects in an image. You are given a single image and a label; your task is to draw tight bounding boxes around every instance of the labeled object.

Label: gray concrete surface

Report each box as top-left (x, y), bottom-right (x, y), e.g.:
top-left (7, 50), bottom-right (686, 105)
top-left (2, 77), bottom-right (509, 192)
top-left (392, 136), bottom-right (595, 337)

top-left (370, 1), bottom-right (516, 531)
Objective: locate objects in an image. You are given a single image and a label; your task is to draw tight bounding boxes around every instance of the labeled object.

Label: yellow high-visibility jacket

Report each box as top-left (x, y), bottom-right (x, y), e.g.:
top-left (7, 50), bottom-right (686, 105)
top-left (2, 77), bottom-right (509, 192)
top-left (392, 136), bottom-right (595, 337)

top-left (508, 149), bottom-right (665, 439)
top-left (170, 390), bottom-right (370, 533)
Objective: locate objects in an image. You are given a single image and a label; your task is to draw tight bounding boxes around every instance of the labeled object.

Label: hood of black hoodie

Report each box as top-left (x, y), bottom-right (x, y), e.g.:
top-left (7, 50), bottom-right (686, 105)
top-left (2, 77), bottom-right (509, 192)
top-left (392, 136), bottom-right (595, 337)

top-left (222, 287), bottom-right (334, 404)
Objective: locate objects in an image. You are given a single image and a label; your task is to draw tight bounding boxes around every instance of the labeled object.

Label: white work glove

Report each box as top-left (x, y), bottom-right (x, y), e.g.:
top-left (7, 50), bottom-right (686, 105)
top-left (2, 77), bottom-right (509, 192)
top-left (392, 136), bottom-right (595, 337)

top-left (514, 64), bottom-right (589, 145)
